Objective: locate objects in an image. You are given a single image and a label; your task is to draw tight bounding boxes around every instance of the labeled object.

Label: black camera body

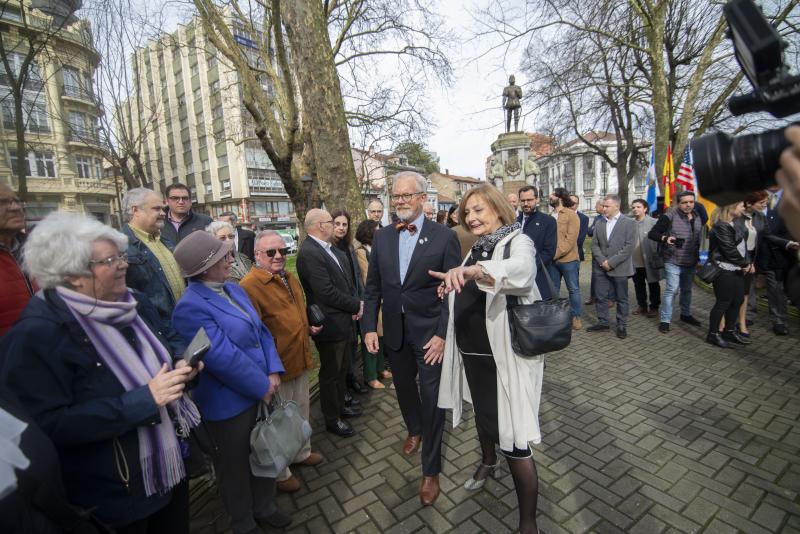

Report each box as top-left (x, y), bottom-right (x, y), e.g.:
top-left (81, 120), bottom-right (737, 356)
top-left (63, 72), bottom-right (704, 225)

top-left (691, 0), bottom-right (800, 205)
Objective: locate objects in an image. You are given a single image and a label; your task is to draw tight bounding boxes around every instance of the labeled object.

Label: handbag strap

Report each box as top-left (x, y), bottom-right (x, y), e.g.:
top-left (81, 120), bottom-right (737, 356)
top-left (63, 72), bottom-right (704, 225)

top-left (502, 237), bottom-right (557, 306)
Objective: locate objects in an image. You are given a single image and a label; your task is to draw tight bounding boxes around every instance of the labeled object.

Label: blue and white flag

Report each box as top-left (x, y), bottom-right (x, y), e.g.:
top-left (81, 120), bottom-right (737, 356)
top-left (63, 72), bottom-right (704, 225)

top-left (644, 146), bottom-right (659, 214)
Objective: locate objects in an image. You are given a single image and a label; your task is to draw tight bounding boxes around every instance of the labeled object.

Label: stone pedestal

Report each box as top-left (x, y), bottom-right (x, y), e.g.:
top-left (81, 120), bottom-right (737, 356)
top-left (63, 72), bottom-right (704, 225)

top-left (488, 132), bottom-right (535, 195)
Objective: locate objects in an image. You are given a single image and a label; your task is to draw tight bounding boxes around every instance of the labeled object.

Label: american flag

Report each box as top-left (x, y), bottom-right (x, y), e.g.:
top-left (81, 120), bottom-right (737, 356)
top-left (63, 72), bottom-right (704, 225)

top-left (676, 146), bottom-right (695, 191)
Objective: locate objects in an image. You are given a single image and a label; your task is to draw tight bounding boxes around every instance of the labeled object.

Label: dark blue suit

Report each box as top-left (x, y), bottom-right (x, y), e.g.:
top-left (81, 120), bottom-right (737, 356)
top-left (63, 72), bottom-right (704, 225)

top-left (362, 218), bottom-right (460, 475)
top-left (517, 210), bottom-right (557, 299)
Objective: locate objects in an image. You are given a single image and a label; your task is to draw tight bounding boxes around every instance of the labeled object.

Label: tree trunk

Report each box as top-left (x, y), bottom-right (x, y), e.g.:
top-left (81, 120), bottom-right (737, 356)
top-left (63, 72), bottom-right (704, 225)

top-left (281, 0), bottom-right (364, 225)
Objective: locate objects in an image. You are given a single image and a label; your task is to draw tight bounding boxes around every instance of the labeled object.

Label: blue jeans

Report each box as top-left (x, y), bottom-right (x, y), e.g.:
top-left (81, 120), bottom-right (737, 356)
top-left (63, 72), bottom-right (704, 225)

top-left (548, 260), bottom-right (582, 317)
top-left (661, 263), bottom-right (694, 323)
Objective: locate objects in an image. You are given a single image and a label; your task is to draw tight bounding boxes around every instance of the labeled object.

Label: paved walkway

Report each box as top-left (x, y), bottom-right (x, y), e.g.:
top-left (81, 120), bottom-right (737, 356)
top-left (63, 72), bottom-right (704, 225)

top-left (191, 266), bottom-right (800, 533)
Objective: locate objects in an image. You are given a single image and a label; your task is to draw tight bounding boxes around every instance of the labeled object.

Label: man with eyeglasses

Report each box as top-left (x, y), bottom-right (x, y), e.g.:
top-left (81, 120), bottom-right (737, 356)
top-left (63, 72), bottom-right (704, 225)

top-left (241, 230), bottom-right (324, 492)
top-left (366, 199), bottom-right (385, 227)
top-left (297, 209), bottom-right (363, 438)
top-left (516, 185), bottom-right (556, 300)
top-left (0, 184), bottom-right (37, 335)
top-left (160, 183), bottom-right (212, 245)
top-left (121, 188), bottom-right (185, 324)
top-left (362, 171), bottom-right (460, 506)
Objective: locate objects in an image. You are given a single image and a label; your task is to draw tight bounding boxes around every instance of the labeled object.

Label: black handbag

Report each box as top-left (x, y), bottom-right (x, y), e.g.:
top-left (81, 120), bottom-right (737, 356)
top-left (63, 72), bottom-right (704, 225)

top-left (503, 239), bottom-right (572, 357)
top-left (697, 260), bottom-right (722, 283)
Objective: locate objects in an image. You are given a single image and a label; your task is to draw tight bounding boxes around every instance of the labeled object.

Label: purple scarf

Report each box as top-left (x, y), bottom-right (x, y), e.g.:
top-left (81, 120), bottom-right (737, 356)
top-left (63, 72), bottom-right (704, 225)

top-left (56, 287), bottom-right (201, 496)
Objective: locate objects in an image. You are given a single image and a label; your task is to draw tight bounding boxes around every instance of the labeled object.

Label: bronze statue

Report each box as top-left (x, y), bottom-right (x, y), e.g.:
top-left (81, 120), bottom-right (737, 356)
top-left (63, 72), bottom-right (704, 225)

top-left (502, 75), bottom-right (522, 132)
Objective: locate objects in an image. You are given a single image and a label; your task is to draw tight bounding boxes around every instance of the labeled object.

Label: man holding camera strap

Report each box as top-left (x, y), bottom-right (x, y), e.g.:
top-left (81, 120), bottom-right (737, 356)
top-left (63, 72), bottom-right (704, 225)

top-left (648, 191), bottom-right (704, 333)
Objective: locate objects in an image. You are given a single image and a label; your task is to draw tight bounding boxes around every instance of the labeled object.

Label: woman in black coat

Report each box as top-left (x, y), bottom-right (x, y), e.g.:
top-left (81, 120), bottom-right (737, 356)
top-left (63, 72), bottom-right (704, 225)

top-left (707, 202), bottom-right (751, 348)
top-left (0, 213), bottom-right (199, 533)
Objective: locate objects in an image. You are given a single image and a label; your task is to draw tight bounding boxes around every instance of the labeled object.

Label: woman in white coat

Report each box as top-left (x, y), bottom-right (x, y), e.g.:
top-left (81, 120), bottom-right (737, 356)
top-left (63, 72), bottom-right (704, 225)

top-left (430, 184), bottom-right (543, 534)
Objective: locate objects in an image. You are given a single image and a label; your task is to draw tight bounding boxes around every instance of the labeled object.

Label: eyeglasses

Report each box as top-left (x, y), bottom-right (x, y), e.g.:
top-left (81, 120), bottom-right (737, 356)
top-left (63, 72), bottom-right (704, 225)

top-left (218, 234), bottom-right (236, 241)
top-left (88, 253), bottom-right (128, 267)
top-left (390, 192), bottom-right (423, 202)
top-left (318, 219), bottom-right (334, 226)
top-left (0, 197), bottom-right (23, 209)
top-left (168, 196), bottom-right (190, 203)
top-left (257, 247), bottom-right (289, 258)
top-left (368, 209), bottom-right (383, 214)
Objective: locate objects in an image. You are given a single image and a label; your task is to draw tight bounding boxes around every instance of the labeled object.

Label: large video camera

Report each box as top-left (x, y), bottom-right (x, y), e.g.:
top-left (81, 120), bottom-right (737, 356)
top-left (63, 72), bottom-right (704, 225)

top-left (691, 0), bottom-right (800, 205)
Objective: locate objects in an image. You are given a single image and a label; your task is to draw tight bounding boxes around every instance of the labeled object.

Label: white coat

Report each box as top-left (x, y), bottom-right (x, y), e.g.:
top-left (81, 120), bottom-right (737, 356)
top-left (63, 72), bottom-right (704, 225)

top-left (437, 229), bottom-right (545, 452)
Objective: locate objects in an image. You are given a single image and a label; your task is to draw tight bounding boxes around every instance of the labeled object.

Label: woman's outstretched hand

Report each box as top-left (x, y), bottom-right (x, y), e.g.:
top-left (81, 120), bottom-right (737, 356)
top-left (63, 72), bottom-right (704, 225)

top-left (429, 265), bottom-right (485, 297)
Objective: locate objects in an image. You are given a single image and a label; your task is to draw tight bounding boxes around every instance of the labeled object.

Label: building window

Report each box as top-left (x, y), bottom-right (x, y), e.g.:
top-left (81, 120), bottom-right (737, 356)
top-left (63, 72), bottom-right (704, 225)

top-left (190, 63), bottom-right (199, 78)
top-left (221, 179), bottom-right (231, 190)
top-left (210, 80), bottom-right (220, 93)
top-left (0, 53), bottom-right (42, 89)
top-left (193, 87), bottom-right (202, 101)
top-left (76, 155), bottom-right (92, 178)
top-left (177, 94), bottom-right (186, 108)
top-left (1, 5), bottom-right (21, 21)
top-left (212, 105), bottom-right (223, 119)
top-left (1, 93), bottom-right (50, 133)
top-left (9, 150), bottom-right (57, 178)
top-left (564, 160), bottom-right (575, 192)
top-left (217, 154), bottom-right (228, 168)
top-left (94, 158), bottom-right (103, 179)
top-left (583, 155), bottom-right (595, 192)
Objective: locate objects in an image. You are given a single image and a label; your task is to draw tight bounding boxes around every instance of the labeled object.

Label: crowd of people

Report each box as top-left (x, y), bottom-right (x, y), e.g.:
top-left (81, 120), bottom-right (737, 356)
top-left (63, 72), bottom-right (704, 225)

top-left (1, 134), bottom-right (799, 533)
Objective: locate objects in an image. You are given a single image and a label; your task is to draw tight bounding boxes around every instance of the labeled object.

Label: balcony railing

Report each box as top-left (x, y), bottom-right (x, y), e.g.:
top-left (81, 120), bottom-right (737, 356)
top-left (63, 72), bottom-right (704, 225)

top-left (68, 128), bottom-right (104, 146)
top-left (62, 84), bottom-right (97, 103)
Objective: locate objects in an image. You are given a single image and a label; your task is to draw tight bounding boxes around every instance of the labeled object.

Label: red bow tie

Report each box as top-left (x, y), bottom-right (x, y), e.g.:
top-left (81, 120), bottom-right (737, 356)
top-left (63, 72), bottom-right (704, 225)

top-left (395, 222), bottom-right (417, 235)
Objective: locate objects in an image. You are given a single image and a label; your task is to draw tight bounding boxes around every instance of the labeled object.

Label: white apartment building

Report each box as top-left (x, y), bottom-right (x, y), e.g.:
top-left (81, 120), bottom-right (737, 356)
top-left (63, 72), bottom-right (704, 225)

top-left (119, 16), bottom-right (295, 230)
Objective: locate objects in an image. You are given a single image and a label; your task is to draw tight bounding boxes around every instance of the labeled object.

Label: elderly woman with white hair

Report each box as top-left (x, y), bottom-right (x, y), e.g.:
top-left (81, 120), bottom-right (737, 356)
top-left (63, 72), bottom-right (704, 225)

top-left (206, 220), bottom-right (252, 282)
top-left (0, 212), bottom-right (201, 533)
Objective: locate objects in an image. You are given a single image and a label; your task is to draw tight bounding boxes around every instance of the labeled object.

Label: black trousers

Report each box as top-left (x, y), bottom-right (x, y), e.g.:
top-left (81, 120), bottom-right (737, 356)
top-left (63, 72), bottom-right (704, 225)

top-left (384, 316), bottom-right (445, 476)
top-left (116, 480), bottom-right (189, 534)
top-left (709, 270), bottom-right (744, 333)
top-left (632, 267), bottom-right (661, 310)
top-left (204, 403), bottom-right (277, 534)
top-left (315, 338), bottom-right (351, 425)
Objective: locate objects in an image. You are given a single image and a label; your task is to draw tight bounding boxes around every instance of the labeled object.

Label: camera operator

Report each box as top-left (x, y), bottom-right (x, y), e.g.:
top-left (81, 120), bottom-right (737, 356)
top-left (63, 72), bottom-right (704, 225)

top-left (777, 125), bottom-right (800, 241)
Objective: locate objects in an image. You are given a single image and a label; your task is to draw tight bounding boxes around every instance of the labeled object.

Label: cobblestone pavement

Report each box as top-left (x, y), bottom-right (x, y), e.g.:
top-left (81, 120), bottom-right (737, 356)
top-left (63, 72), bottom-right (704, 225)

top-left (192, 266), bottom-right (800, 533)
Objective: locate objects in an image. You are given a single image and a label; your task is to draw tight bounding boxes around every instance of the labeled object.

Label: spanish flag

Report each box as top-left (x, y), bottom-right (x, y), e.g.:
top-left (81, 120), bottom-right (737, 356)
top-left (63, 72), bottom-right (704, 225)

top-left (662, 143), bottom-right (675, 207)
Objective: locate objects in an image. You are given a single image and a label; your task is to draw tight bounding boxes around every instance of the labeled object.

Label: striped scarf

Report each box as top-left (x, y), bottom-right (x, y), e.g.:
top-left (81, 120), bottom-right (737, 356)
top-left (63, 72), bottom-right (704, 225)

top-left (56, 287), bottom-right (200, 496)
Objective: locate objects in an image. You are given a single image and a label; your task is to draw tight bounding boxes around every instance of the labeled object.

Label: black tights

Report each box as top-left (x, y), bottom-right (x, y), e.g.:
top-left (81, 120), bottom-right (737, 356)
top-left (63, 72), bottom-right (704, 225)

top-left (709, 270), bottom-right (744, 333)
top-left (476, 427), bottom-right (539, 534)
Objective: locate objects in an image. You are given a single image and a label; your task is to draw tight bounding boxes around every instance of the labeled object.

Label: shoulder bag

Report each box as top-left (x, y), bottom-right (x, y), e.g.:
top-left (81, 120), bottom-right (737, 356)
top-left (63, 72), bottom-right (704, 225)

top-left (250, 393), bottom-right (312, 478)
top-left (502, 239), bottom-right (572, 357)
top-left (697, 259), bottom-right (722, 284)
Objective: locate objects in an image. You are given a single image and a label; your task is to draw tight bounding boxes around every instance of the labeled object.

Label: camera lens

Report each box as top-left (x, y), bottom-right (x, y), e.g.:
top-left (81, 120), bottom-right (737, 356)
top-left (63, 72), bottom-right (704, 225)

top-left (691, 127), bottom-right (787, 205)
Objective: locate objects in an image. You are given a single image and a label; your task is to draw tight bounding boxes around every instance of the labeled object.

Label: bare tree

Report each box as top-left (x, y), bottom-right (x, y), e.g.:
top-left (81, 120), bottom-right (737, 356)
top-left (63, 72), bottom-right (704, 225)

top-left (81, 0), bottom-right (171, 189)
top-left (522, 1), bottom-right (651, 206)
top-left (0, 0), bottom-right (74, 200)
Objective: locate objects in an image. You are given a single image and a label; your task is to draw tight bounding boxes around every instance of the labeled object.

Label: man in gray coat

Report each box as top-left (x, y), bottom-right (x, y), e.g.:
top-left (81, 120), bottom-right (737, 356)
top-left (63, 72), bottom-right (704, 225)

top-left (588, 195), bottom-right (636, 339)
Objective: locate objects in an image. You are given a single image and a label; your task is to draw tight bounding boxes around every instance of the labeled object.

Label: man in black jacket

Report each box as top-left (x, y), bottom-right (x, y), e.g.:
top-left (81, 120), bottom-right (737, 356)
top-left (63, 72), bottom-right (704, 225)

top-left (648, 191), bottom-right (704, 333)
top-left (756, 192), bottom-right (800, 335)
top-left (362, 172), bottom-right (460, 506)
top-left (517, 185), bottom-right (556, 299)
top-left (160, 183), bottom-right (212, 244)
top-left (297, 209), bottom-right (363, 438)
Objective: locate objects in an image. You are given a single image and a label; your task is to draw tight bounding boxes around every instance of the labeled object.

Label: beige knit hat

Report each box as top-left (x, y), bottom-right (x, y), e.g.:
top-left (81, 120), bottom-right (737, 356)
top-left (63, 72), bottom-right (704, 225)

top-left (173, 230), bottom-right (232, 278)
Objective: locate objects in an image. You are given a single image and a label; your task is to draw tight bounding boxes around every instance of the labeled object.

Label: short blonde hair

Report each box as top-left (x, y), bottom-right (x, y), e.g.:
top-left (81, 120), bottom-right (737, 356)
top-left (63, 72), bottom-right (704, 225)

top-left (711, 201), bottom-right (743, 224)
top-left (458, 184), bottom-right (516, 231)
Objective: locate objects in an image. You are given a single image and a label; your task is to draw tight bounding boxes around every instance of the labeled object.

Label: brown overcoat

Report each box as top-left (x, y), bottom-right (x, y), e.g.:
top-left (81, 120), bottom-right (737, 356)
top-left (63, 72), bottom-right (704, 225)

top-left (240, 267), bottom-right (313, 381)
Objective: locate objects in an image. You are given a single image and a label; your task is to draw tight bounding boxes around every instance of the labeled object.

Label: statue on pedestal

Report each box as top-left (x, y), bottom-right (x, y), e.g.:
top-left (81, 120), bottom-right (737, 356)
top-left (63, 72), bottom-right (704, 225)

top-left (502, 75), bottom-right (522, 133)
top-left (524, 154), bottom-right (540, 185)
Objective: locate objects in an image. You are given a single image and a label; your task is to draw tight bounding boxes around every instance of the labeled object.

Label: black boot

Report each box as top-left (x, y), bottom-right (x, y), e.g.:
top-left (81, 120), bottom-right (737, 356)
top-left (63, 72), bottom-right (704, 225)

top-left (706, 331), bottom-right (731, 349)
top-left (722, 330), bottom-right (751, 345)
top-left (504, 451), bottom-right (539, 534)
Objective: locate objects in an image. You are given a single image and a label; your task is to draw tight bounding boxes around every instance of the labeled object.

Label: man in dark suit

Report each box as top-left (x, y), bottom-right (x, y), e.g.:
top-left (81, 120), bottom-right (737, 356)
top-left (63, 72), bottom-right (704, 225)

top-left (587, 194), bottom-right (636, 339)
top-left (517, 185), bottom-right (556, 299)
top-left (570, 194), bottom-right (590, 262)
top-left (758, 191), bottom-right (800, 335)
top-left (218, 211), bottom-right (255, 261)
top-left (297, 209), bottom-right (363, 438)
top-left (362, 171), bottom-right (460, 506)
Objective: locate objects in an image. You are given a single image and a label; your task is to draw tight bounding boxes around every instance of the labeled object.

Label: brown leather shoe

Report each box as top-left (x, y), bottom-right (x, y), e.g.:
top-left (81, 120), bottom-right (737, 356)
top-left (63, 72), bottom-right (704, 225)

top-left (584, 297), bottom-right (595, 305)
top-left (402, 434), bottom-right (421, 455)
top-left (420, 475), bottom-right (440, 506)
top-left (647, 308), bottom-right (658, 318)
top-left (632, 306), bottom-right (647, 315)
top-left (276, 475), bottom-right (301, 493)
top-left (295, 451), bottom-right (324, 466)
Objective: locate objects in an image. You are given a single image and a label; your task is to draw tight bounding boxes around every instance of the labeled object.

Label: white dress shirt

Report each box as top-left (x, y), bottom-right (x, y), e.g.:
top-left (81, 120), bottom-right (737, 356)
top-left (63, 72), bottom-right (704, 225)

top-left (309, 234), bottom-right (342, 270)
top-left (606, 212), bottom-right (621, 240)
